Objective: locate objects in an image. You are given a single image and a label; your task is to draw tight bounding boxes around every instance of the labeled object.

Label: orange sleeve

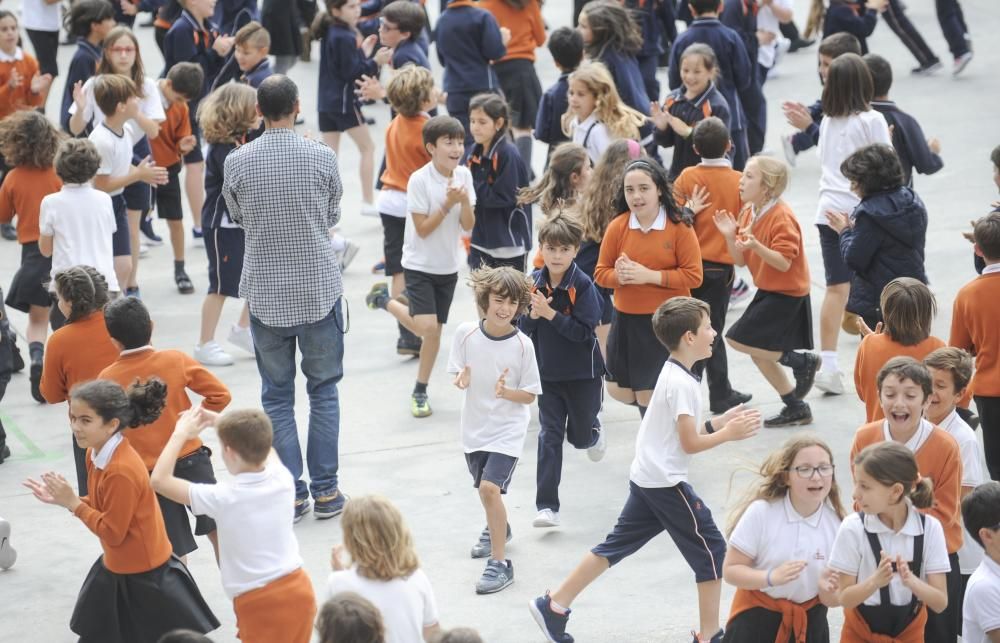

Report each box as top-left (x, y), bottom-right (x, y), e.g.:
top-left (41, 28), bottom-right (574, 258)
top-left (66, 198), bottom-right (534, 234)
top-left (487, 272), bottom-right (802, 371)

top-left (39, 338), bottom-right (69, 404)
top-left (854, 336), bottom-right (870, 410)
top-left (925, 435), bottom-right (963, 552)
top-left (183, 355), bottom-right (231, 411)
top-left (594, 220), bottom-right (621, 289)
top-left (769, 215), bottom-right (802, 263)
top-left (0, 175), bottom-right (13, 224)
top-left (661, 223), bottom-right (703, 289)
top-left (531, 3), bottom-right (546, 46)
top-left (73, 471), bottom-right (141, 547)
top-left (672, 172), bottom-right (690, 207)
top-left (948, 295), bottom-right (972, 352)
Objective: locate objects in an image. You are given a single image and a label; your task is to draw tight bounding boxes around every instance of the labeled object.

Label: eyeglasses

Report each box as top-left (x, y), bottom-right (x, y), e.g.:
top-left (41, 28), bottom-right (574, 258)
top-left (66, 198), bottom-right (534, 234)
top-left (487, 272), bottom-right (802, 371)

top-left (378, 19), bottom-right (399, 31)
top-left (109, 46), bottom-right (136, 54)
top-left (789, 464), bottom-right (835, 479)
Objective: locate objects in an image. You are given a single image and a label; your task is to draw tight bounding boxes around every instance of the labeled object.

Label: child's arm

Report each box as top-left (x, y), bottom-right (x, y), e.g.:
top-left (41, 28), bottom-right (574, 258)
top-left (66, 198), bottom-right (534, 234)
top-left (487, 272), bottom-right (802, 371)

top-left (495, 368), bottom-right (535, 405)
top-left (183, 354), bottom-right (232, 411)
top-left (713, 211), bottom-right (747, 267)
top-left (723, 545), bottom-right (808, 591)
top-left (474, 151), bottom-right (522, 209)
top-left (739, 216), bottom-right (799, 272)
top-left (834, 212), bottom-right (880, 276)
top-left (903, 118), bottom-right (944, 176)
top-left (38, 344), bottom-right (68, 403)
top-left (925, 443), bottom-right (963, 536)
top-left (949, 297), bottom-right (974, 353)
top-left (677, 406), bottom-right (761, 455)
top-left (0, 178), bottom-right (13, 224)
top-left (480, 12), bottom-right (507, 62)
top-left (593, 224), bottom-right (621, 289)
top-left (531, 282), bottom-right (603, 343)
top-left (411, 185), bottom-right (464, 238)
top-left (92, 157), bottom-right (168, 193)
top-left (837, 558), bottom-right (892, 610)
top-left (151, 407), bottom-right (211, 505)
top-left (24, 470), bottom-right (136, 547)
top-left (68, 81), bottom-right (90, 136)
top-left (38, 233), bottom-right (53, 257)
top-left (899, 561), bottom-right (948, 613)
top-left (853, 337), bottom-right (871, 408)
top-left (331, 31), bottom-right (379, 84)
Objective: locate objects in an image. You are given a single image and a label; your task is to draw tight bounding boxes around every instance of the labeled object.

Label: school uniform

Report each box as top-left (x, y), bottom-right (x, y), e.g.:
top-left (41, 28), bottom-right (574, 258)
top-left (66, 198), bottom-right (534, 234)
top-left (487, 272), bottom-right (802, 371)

top-left (150, 89), bottom-right (191, 222)
top-left (950, 266), bottom-right (1000, 480)
top-left (212, 0), bottom-right (258, 34)
top-left (318, 23), bottom-right (378, 132)
top-left (70, 434), bottom-right (219, 642)
top-left (963, 557), bottom-right (1000, 643)
top-left (202, 142), bottom-right (245, 298)
top-left (829, 506), bottom-right (951, 642)
top-left (378, 113), bottom-right (430, 276)
top-left (467, 137), bottom-right (532, 271)
top-left (727, 200), bottom-right (814, 352)
top-left (239, 58), bottom-right (273, 89)
top-left (327, 567), bottom-right (438, 643)
top-left (881, 0), bottom-right (938, 70)
top-left (871, 100), bottom-right (944, 187)
top-left (575, 239), bottom-right (613, 325)
top-left (591, 359), bottom-right (726, 579)
top-left (39, 182), bottom-right (119, 292)
top-left (392, 38), bottom-right (431, 70)
top-left (627, 0), bottom-right (665, 102)
top-left (823, 1), bottom-right (879, 54)
top-left (853, 334), bottom-right (945, 423)
top-left (534, 72), bottom-right (571, 151)
top-left (89, 122), bottom-right (135, 257)
top-left (22, 0), bottom-right (61, 77)
top-left (654, 82), bottom-right (731, 178)
top-left (519, 263), bottom-right (605, 513)
top-left (1, 166), bottom-right (63, 313)
top-left (720, 0), bottom-right (767, 155)
top-left (60, 39), bottom-right (102, 134)
top-left (790, 99), bottom-right (822, 154)
top-left (480, 0), bottom-right (545, 130)
top-left (0, 48), bottom-right (45, 120)
top-left (724, 496), bottom-right (842, 643)
top-left (569, 114), bottom-right (612, 164)
top-left (595, 209), bottom-right (703, 391)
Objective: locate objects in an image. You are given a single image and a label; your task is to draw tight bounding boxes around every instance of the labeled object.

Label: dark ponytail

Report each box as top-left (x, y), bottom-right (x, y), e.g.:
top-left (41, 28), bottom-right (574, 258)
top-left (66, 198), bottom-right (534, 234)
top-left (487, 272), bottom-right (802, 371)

top-left (53, 265), bottom-right (110, 323)
top-left (311, 0), bottom-right (351, 40)
top-left (854, 441), bottom-right (935, 509)
top-left (70, 378), bottom-right (167, 431)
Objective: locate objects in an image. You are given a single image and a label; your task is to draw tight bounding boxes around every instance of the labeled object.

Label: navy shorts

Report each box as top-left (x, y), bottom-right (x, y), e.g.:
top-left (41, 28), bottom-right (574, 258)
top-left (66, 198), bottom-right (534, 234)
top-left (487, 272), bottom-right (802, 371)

top-left (205, 227), bottom-right (245, 298)
top-left (817, 223), bottom-right (852, 286)
top-left (465, 451), bottom-right (518, 494)
top-left (380, 214), bottom-right (405, 276)
top-left (591, 481), bottom-right (726, 583)
top-left (402, 269), bottom-right (457, 324)
top-left (319, 106), bottom-right (364, 133)
top-left (155, 164), bottom-right (184, 220)
top-left (156, 446), bottom-right (217, 557)
top-left (111, 194), bottom-right (130, 257)
top-left (124, 137), bottom-right (153, 211)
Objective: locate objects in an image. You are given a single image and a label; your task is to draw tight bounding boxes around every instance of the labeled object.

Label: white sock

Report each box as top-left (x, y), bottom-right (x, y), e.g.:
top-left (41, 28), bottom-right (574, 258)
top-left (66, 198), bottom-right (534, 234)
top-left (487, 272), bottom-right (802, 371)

top-left (820, 350), bottom-right (839, 373)
top-left (549, 598), bottom-right (568, 614)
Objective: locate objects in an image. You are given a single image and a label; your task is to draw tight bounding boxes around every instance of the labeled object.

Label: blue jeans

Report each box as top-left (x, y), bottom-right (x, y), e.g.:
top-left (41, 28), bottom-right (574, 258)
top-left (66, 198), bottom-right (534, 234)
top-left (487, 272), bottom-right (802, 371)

top-left (250, 300), bottom-right (344, 501)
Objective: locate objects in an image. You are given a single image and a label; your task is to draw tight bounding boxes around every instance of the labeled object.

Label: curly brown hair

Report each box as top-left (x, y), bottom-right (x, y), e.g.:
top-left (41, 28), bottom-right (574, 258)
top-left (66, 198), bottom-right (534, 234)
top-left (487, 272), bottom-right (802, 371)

top-left (469, 265), bottom-right (533, 317)
top-left (0, 110), bottom-right (62, 168)
top-left (197, 83), bottom-right (258, 145)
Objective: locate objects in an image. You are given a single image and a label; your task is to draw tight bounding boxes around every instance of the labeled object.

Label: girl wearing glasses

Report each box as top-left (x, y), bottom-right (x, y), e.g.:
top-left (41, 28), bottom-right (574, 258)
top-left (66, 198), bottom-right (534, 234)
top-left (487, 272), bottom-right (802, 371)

top-left (722, 435), bottom-right (846, 643)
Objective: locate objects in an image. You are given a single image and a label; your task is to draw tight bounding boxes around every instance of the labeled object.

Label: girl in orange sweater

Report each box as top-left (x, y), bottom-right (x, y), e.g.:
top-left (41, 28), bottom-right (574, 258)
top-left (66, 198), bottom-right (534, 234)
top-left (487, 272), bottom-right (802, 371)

top-left (23, 378), bottom-right (218, 643)
top-left (594, 158), bottom-right (702, 416)
top-left (715, 156), bottom-right (820, 428)
top-left (0, 10), bottom-right (51, 120)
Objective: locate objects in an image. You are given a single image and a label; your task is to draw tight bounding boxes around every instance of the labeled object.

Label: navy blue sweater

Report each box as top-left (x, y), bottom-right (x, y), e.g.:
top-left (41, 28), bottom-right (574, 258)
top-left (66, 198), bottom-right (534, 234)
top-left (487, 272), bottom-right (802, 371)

top-left (721, 0), bottom-right (759, 80)
top-left (212, 0), bottom-right (258, 34)
top-left (823, 2), bottom-right (878, 54)
top-left (519, 263), bottom-right (605, 382)
top-left (393, 38), bottom-right (430, 70)
top-left (627, 0), bottom-right (664, 58)
top-left (319, 23), bottom-right (379, 115)
top-left (467, 137), bottom-right (532, 254)
top-left (435, 2), bottom-right (505, 94)
top-left (202, 142), bottom-right (237, 229)
top-left (163, 11), bottom-right (227, 99)
top-left (871, 100), bottom-right (943, 187)
top-left (595, 47), bottom-right (651, 116)
top-left (668, 18), bottom-right (752, 131)
top-left (654, 82), bottom-right (731, 178)
top-left (534, 73), bottom-right (570, 147)
top-left (790, 98), bottom-right (823, 153)
top-left (60, 39), bottom-right (102, 134)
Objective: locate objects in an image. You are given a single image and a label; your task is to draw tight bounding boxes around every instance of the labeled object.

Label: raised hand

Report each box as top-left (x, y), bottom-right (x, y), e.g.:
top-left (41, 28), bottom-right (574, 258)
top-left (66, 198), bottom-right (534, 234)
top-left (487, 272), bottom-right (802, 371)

top-left (857, 318), bottom-right (882, 337)
top-left (649, 101), bottom-right (671, 130)
top-left (825, 211), bottom-right (852, 234)
top-left (529, 290), bottom-right (555, 320)
top-left (361, 34), bottom-right (379, 57)
top-left (686, 184), bottom-right (712, 215)
top-left (30, 73), bottom-right (53, 95)
top-left (212, 35), bottom-right (235, 57)
top-left (178, 134), bottom-right (197, 154)
top-left (724, 409), bottom-right (762, 441)
top-left (72, 80), bottom-right (86, 110)
top-left (374, 46), bottom-right (393, 67)
top-left (495, 368), bottom-right (511, 399)
top-left (355, 75), bottom-right (386, 101)
top-left (23, 477), bottom-right (57, 505)
top-left (782, 101), bottom-right (812, 131)
top-left (7, 68), bottom-right (22, 89)
top-left (870, 551), bottom-right (894, 589)
top-left (713, 210), bottom-right (738, 240)
top-left (734, 232), bottom-right (760, 253)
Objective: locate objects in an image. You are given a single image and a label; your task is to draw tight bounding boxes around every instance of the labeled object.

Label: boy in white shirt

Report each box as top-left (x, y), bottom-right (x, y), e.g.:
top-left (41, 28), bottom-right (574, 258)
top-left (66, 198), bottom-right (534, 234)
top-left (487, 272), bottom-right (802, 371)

top-left (961, 482), bottom-right (1000, 643)
top-left (366, 115), bottom-right (474, 419)
top-left (530, 297), bottom-right (762, 643)
top-left (38, 139), bottom-right (120, 305)
top-left (151, 406), bottom-right (317, 643)
top-left (447, 266), bottom-right (542, 595)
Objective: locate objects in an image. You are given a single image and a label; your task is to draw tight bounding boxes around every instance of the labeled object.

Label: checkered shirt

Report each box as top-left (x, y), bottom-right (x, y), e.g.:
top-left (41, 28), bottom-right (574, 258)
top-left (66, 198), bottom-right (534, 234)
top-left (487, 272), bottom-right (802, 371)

top-left (223, 128), bottom-right (344, 327)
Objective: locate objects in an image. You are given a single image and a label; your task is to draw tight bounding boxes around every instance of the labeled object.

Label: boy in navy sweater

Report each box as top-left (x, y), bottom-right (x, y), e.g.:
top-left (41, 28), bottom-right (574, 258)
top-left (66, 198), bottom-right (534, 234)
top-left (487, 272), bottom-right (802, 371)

top-left (435, 0), bottom-right (507, 144)
top-left (822, 0), bottom-right (885, 55)
top-left (379, 0), bottom-right (430, 70)
top-left (519, 214), bottom-right (605, 530)
top-left (534, 27), bottom-right (583, 160)
top-left (60, 0), bottom-right (116, 134)
top-left (668, 0), bottom-right (753, 169)
top-left (863, 53), bottom-right (943, 187)
top-left (233, 21), bottom-right (273, 89)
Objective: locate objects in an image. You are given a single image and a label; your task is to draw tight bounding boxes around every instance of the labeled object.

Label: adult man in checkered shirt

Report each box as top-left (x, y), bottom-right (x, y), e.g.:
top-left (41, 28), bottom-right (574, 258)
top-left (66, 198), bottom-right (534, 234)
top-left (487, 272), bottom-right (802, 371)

top-left (223, 75), bottom-right (348, 521)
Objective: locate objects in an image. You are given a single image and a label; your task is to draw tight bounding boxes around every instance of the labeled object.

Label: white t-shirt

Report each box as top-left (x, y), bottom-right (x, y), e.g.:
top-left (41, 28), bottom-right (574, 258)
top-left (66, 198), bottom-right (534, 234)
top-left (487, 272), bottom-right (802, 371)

top-left (571, 113), bottom-right (611, 164)
top-left (938, 410), bottom-right (987, 573)
top-left (70, 77), bottom-right (166, 142)
top-left (21, 0), bottom-right (61, 31)
top-left (188, 461), bottom-right (303, 599)
top-left (326, 567), bottom-right (438, 643)
top-left (963, 557), bottom-right (1000, 643)
top-left (629, 360), bottom-right (701, 488)
top-left (815, 110), bottom-right (891, 225)
top-left (376, 187), bottom-right (408, 218)
top-left (402, 163), bottom-right (476, 275)
top-left (38, 183), bottom-right (120, 292)
top-left (729, 496), bottom-right (842, 603)
top-left (446, 321), bottom-right (543, 457)
top-left (756, 0), bottom-right (793, 68)
top-left (89, 123), bottom-right (135, 196)
top-left (828, 505), bottom-right (951, 606)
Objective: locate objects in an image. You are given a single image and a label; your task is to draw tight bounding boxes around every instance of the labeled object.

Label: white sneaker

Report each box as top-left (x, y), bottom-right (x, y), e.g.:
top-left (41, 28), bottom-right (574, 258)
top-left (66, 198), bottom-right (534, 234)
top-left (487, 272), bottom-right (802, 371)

top-left (781, 134), bottom-right (797, 167)
top-left (227, 324), bottom-right (254, 355)
top-left (587, 428), bottom-right (607, 462)
top-left (533, 509), bottom-right (560, 528)
top-left (339, 240), bottom-right (360, 271)
top-left (360, 203), bottom-right (379, 218)
top-left (139, 241), bottom-right (149, 257)
top-left (0, 518), bottom-right (16, 570)
top-left (814, 370), bottom-right (845, 395)
top-left (194, 340), bottom-right (234, 366)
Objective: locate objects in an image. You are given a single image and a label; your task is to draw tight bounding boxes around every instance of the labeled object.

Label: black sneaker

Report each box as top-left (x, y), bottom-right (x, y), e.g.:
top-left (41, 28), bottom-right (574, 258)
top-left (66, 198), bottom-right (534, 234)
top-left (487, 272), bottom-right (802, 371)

top-left (30, 362), bottom-right (45, 403)
top-left (293, 498), bottom-right (311, 523)
top-left (787, 37), bottom-right (814, 53)
top-left (792, 352), bottom-right (821, 399)
top-left (314, 490), bottom-right (348, 519)
top-left (709, 390), bottom-right (752, 415)
top-left (140, 216), bottom-right (163, 245)
top-left (175, 271), bottom-right (195, 295)
top-left (396, 335), bottom-right (422, 357)
top-left (529, 594), bottom-right (574, 642)
top-left (475, 559), bottom-right (514, 594)
top-left (0, 444), bottom-right (10, 465)
top-left (764, 403), bottom-right (813, 428)
top-left (691, 629), bottom-right (723, 643)
top-left (471, 523), bottom-right (512, 559)
top-left (0, 223), bottom-right (15, 241)
top-left (911, 60), bottom-right (942, 75)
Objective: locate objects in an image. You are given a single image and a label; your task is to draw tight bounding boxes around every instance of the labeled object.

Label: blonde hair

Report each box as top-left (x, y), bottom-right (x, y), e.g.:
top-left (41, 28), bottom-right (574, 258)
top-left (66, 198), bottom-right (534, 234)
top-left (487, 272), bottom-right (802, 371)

top-left (197, 83), bottom-right (258, 145)
top-left (561, 62), bottom-right (645, 141)
top-left (727, 434), bottom-right (847, 536)
top-left (341, 495), bottom-right (420, 582)
top-left (745, 155), bottom-right (790, 200)
top-left (385, 64), bottom-right (435, 118)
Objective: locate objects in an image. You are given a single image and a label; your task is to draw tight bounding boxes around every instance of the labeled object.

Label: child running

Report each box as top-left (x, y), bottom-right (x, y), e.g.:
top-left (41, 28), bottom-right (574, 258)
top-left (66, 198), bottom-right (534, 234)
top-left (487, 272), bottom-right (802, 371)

top-left (562, 62), bottom-right (645, 164)
top-left (447, 266), bottom-right (542, 595)
top-left (530, 296), bottom-right (761, 643)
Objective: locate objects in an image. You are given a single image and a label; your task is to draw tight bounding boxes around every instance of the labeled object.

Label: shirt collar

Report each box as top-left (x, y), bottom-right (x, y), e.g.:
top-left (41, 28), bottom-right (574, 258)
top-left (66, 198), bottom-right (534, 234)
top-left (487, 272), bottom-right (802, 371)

top-left (982, 263), bottom-right (1000, 275)
top-left (750, 199), bottom-right (779, 224)
top-left (428, 161), bottom-right (456, 185)
top-left (668, 357), bottom-right (701, 382)
top-left (0, 47), bottom-right (24, 62)
top-left (540, 263), bottom-right (578, 292)
top-left (863, 499), bottom-right (925, 536)
top-left (91, 432), bottom-right (124, 470)
top-left (241, 58), bottom-right (270, 80)
top-left (882, 417), bottom-right (933, 452)
top-left (700, 157), bottom-right (732, 168)
top-left (629, 206), bottom-right (667, 232)
top-left (783, 494), bottom-right (825, 527)
top-left (577, 113), bottom-right (598, 129)
top-left (77, 38), bottom-right (103, 59)
top-left (120, 345), bottom-right (155, 356)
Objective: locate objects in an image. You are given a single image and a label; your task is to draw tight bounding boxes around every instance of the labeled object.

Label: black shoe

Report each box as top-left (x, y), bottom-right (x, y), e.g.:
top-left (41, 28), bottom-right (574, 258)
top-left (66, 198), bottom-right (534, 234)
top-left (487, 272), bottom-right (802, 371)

top-left (787, 38), bottom-right (815, 53)
top-left (396, 335), bottom-right (422, 357)
top-left (10, 339), bottom-right (24, 373)
top-left (792, 352), bottom-right (821, 399)
top-left (764, 403), bottom-right (812, 427)
top-left (30, 361), bottom-right (46, 403)
top-left (139, 216), bottom-right (163, 245)
top-left (709, 390), bottom-right (752, 415)
top-left (1, 223), bottom-right (15, 240)
top-left (0, 445), bottom-right (10, 465)
top-left (911, 60), bottom-right (943, 75)
top-left (175, 271), bottom-right (195, 295)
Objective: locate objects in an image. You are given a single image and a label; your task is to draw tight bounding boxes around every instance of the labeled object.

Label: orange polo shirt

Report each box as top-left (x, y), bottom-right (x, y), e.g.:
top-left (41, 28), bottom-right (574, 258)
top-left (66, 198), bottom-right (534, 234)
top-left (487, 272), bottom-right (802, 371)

top-left (672, 163), bottom-right (741, 265)
top-left (0, 166), bottom-right (63, 244)
top-left (480, 0), bottom-right (546, 62)
top-left (737, 201), bottom-right (810, 297)
top-left (380, 113), bottom-right (430, 193)
top-left (150, 97), bottom-right (191, 168)
top-left (39, 310), bottom-right (120, 404)
top-left (0, 52), bottom-right (44, 120)
top-left (950, 271), bottom-right (1000, 396)
top-left (854, 333), bottom-right (946, 423)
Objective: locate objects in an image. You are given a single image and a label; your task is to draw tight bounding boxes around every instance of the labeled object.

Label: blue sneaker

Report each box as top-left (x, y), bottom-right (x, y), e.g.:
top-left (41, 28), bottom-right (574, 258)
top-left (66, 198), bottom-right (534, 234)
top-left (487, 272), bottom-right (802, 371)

top-left (529, 594), bottom-right (573, 642)
top-left (475, 558), bottom-right (513, 594)
top-left (293, 498), bottom-right (311, 523)
top-left (470, 523), bottom-right (512, 558)
top-left (314, 490), bottom-right (348, 519)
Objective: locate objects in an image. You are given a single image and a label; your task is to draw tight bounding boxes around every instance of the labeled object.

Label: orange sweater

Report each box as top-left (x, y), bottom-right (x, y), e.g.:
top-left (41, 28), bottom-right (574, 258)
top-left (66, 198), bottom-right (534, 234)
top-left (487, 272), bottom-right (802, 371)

top-left (0, 166), bottom-right (63, 244)
top-left (480, 0), bottom-right (546, 62)
top-left (380, 113), bottom-right (430, 193)
top-left (737, 201), bottom-right (810, 297)
top-left (854, 334), bottom-right (945, 423)
top-left (672, 164), bottom-right (740, 265)
top-left (99, 348), bottom-right (232, 470)
top-left (150, 98), bottom-right (191, 168)
top-left (39, 311), bottom-right (120, 404)
top-left (73, 438), bottom-right (173, 574)
top-left (950, 271), bottom-right (1000, 396)
top-left (850, 422), bottom-right (963, 554)
top-left (0, 53), bottom-right (44, 120)
top-left (594, 211), bottom-right (703, 314)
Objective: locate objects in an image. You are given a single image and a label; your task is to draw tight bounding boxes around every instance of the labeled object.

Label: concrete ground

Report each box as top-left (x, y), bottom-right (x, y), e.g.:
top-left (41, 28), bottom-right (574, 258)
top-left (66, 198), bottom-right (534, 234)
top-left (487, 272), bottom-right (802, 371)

top-left (1, 0), bottom-right (998, 641)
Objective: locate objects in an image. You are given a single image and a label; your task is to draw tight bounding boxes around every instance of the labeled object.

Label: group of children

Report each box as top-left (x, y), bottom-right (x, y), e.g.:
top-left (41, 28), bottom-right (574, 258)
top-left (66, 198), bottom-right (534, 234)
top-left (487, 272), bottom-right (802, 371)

top-left (1, 0), bottom-right (999, 642)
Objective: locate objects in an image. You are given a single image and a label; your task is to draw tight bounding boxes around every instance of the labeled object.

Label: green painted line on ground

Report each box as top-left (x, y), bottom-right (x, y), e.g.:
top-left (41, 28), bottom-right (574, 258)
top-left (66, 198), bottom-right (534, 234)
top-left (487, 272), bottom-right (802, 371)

top-left (0, 410), bottom-right (62, 461)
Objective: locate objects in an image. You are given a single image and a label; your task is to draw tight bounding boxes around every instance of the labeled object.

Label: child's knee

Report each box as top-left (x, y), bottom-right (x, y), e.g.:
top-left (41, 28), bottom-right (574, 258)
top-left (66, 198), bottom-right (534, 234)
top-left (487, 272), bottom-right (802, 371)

top-left (478, 481), bottom-right (501, 502)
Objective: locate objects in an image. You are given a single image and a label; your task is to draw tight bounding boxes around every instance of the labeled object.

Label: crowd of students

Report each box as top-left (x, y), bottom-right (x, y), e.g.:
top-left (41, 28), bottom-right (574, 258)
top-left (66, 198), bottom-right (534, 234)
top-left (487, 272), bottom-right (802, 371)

top-left (0, 0), bottom-right (998, 641)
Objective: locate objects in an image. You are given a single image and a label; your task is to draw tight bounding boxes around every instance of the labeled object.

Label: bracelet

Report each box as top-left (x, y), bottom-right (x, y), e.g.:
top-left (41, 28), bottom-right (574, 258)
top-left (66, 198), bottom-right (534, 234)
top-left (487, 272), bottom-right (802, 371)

top-left (704, 419), bottom-right (715, 434)
top-left (766, 568), bottom-right (774, 588)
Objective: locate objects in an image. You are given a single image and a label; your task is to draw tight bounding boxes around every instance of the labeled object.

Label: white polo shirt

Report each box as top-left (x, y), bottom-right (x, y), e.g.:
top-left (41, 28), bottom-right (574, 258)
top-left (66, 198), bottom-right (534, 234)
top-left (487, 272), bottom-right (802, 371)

top-left (729, 496), bottom-right (842, 602)
top-left (326, 567), bottom-right (439, 643)
top-left (571, 113), bottom-right (611, 164)
top-left (963, 556), bottom-right (1000, 643)
top-left (938, 410), bottom-right (987, 573)
top-left (89, 123), bottom-right (135, 196)
top-left (829, 504), bottom-right (951, 606)
top-left (815, 110), bottom-right (891, 226)
top-left (39, 183), bottom-right (120, 292)
top-left (188, 460), bottom-right (303, 599)
top-left (70, 77), bottom-right (166, 142)
top-left (629, 359), bottom-right (701, 488)
top-left (402, 162), bottom-right (476, 275)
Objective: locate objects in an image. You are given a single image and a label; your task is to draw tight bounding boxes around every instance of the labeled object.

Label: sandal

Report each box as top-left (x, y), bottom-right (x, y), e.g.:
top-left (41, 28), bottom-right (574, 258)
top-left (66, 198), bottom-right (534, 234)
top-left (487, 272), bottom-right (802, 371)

top-left (175, 272), bottom-right (195, 295)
